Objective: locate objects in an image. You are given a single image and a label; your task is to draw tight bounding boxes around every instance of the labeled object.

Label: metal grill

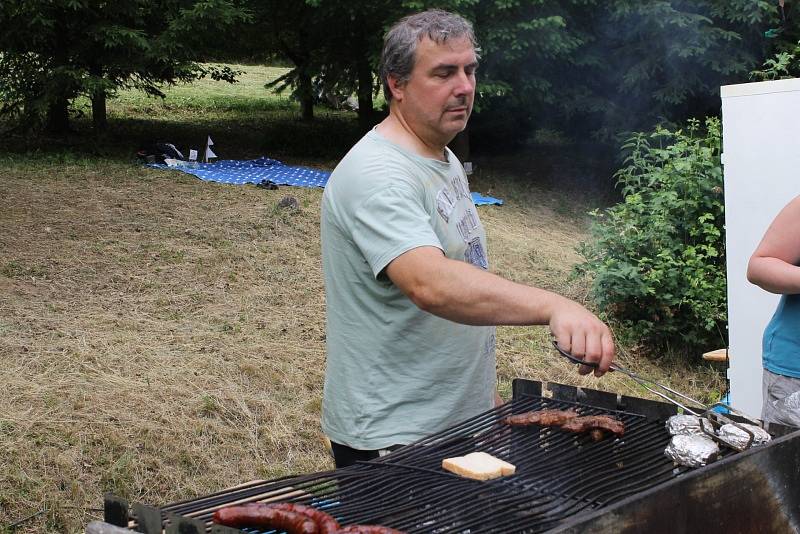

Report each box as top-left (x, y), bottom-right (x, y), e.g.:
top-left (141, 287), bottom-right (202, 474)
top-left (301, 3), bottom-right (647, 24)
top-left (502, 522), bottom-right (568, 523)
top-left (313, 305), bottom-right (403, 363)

top-left (118, 381), bottom-right (748, 534)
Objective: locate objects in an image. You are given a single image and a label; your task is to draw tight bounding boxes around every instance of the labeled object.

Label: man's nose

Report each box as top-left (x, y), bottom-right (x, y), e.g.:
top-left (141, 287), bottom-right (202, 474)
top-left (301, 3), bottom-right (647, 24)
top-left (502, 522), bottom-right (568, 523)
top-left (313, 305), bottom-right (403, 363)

top-left (453, 70), bottom-right (475, 97)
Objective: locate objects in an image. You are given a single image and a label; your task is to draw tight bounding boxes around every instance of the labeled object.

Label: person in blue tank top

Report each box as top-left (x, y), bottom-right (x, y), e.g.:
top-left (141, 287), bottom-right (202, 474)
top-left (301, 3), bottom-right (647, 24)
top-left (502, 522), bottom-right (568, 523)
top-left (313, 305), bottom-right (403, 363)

top-left (747, 195), bottom-right (800, 427)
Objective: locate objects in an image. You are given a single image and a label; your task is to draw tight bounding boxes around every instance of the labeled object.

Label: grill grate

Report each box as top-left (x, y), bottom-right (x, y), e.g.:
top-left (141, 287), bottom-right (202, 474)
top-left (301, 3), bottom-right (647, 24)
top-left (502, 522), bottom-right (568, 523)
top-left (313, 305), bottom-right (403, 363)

top-left (146, 390), bottom-right (740, 533)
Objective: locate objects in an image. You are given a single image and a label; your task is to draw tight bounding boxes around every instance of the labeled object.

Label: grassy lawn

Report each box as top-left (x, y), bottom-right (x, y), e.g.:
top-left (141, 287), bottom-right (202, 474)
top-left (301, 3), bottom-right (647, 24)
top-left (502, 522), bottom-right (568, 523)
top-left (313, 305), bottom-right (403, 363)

top-left (0, 65), bottom-right (726, 533)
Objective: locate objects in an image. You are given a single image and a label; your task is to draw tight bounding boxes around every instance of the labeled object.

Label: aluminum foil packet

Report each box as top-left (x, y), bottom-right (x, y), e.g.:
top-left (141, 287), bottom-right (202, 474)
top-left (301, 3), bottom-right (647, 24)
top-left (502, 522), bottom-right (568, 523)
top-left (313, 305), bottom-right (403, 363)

top-left (718, 423), bottom-right (771, 449)
top-left (664, 434), bottom-right (719, 467)
top-left (665, 414), bottom-right (715, 437)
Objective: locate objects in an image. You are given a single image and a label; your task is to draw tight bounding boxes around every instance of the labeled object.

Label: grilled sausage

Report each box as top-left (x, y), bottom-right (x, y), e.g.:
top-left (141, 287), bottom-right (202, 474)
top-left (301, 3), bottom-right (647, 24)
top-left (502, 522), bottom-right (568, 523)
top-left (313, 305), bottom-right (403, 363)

top-left (560, 415), bottom-right (625, 437)
top-left (335, 526), bottom-right (406, 534)
top-left (502, 409), bottom-right (578, 426)
top-left (212, 505), bottom-right (319, 534)
top-left (270, 503), bottom-right (341, 534)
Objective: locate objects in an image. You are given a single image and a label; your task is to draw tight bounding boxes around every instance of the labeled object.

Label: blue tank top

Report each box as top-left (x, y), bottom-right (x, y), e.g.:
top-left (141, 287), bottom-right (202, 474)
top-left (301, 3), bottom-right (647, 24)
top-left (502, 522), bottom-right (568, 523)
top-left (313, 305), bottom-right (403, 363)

top-left (763, 293), bottom-right (800, 378)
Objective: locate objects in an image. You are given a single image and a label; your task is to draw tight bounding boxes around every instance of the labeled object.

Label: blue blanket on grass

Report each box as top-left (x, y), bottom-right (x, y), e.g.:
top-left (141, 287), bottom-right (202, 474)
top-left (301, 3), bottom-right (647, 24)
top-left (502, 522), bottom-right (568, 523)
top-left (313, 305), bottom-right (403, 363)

top-left (151, 157), bottom-right (504, 205)
top-left (149, 157), bottom-right (331, 188)
top-left (471, 192), bottom-right (504, 206)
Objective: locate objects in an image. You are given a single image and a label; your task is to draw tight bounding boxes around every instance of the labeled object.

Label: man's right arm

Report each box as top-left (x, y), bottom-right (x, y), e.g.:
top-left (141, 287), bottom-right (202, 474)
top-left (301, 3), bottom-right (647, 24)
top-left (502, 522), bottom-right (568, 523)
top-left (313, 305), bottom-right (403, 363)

top-left (384, 245), bottom-right (614, 376)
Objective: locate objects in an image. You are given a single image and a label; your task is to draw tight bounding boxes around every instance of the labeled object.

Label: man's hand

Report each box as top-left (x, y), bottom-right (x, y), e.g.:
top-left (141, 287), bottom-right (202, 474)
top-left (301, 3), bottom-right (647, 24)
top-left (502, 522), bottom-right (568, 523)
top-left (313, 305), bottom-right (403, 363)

top-left (549, 300), bottom-right (614, 377)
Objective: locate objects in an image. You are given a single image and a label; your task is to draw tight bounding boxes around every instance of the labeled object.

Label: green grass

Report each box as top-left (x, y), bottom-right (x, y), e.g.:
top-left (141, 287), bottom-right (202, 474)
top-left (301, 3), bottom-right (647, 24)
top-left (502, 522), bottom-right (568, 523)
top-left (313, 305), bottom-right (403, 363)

top-left (7, 63), bottom-right (366, 165)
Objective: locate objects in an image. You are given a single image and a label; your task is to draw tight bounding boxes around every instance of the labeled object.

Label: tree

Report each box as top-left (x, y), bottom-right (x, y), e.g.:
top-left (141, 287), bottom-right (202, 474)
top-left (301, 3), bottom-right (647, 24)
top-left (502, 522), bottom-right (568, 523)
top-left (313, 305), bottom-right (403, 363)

top-left (247, 0), bottom-right (405, 130)
top-left (751, 40), bottom-right (800, 80)
top-left (234, 1), bottom-right (321, 121)
top-left (750, 1), bottom-right (800, 80)
top-left (0, 0), bottom-right (248, 134)
top-left (559, 0), bottom-right (774, 140)
top-left (429, 1), bottom-right (778, 148)
top-left (447, 0), bottom-right (591, 149)
top-left (230, 0), bottom-right (781, 150)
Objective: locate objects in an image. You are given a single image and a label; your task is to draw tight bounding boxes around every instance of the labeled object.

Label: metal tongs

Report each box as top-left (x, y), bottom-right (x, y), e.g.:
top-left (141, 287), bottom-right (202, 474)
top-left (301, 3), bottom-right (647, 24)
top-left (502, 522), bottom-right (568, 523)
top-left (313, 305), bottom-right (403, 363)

top-left (552, 341), bottom-right (766, 451)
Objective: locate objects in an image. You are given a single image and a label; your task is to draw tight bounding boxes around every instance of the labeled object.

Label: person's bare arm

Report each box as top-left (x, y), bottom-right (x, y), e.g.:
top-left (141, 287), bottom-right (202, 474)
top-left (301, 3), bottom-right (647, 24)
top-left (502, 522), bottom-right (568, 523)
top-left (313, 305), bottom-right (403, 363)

top-left (747, 196), bottom-right (800, 295)
top-left (384, 246), bottom-right (614, 376)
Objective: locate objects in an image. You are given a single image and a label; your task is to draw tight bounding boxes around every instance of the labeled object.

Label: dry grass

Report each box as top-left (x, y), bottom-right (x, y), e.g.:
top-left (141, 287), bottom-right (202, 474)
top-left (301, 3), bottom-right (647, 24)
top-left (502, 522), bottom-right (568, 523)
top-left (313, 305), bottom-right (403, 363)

top-left (0, 160), bottom-right (725, 533)
top-left (0, 65), bottom-right (725, 533)
top-left (1, 162), bottom-right (331, 532)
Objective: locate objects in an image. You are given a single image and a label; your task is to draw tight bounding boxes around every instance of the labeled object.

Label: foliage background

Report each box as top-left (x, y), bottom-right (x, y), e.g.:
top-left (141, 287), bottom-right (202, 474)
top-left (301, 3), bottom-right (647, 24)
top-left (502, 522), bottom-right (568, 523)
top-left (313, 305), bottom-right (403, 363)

top-left (2, 0), bottom-right (796, 144)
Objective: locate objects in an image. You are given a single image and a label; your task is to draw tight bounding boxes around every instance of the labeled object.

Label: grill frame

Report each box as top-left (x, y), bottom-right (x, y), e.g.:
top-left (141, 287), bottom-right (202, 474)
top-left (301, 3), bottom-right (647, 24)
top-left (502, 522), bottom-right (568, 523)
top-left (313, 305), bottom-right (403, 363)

top-left (552, 428), bottom-right (800, 533)
top-left (104, 378), bottom-right (800, 533)
top-left (516, 379), bottom-right (800, 533)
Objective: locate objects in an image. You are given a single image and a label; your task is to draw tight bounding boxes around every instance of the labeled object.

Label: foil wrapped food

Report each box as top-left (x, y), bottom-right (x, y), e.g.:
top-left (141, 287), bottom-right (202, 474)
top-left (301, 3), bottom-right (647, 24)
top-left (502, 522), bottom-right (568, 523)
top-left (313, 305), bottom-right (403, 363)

top-left (718, 423), bottom-right (771, 449)
top-left (664, 434), bottom-right (719, 467)
top-left (665, 414), bottom-right (715, 437)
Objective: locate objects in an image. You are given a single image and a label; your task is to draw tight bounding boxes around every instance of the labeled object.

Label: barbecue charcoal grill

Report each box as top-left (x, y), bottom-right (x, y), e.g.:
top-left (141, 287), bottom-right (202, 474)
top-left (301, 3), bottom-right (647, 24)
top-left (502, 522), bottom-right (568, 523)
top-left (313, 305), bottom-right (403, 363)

top-left (104, 379), bottom-right (800, 533)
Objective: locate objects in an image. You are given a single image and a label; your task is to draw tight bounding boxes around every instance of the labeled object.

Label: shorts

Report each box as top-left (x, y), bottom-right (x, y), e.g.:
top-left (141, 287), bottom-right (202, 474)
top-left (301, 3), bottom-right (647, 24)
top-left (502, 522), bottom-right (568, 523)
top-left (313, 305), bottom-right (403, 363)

top-left (330, 441), bottom-right (401, 468)
top-left (761, 368), bottom-right (800, 427)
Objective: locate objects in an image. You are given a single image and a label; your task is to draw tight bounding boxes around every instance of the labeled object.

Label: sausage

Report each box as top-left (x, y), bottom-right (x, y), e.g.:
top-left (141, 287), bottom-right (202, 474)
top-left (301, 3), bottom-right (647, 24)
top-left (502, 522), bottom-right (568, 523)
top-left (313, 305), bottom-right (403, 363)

top-left (269, 503), bottom-right (341, 534)
top-left (335, 526), bottom-right (406, 534)
top-left (502, 411), bottom-right (623, 440)
top-left (560, 415), bottom-right (625, 437)
top-left (502, 409), bottom-right (578, 426)
top-left (212, 504), bottom-right (319, 534)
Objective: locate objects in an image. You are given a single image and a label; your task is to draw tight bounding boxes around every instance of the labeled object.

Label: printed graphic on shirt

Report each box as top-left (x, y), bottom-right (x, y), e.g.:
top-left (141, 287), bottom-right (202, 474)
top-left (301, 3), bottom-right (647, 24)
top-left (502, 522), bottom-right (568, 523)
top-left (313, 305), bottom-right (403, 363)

top-left (436, 187), bottom-right (457, 223)
top-left (483, 329), bottom-right (496, 358)
top-left (456, 208), bottom-right (479, 242)
top-left (465, 237), bottom-right (488, 270)
top-left (450, 175), bottom-right (470, 201)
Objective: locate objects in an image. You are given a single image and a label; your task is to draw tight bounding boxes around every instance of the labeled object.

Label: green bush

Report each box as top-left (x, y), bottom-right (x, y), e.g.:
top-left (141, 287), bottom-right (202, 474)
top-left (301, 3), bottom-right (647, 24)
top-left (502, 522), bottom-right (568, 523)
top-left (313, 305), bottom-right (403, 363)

top-left (576, 117), bottom-right (726, 354)
top-left (750, 40), bottom-right (800, 81)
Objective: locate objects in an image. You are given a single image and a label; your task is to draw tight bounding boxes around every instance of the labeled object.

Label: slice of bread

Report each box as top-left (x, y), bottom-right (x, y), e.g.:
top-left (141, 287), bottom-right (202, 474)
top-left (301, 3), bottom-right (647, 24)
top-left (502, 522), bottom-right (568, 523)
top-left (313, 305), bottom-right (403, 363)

top-left (441, 451), bottom-right (516, 481)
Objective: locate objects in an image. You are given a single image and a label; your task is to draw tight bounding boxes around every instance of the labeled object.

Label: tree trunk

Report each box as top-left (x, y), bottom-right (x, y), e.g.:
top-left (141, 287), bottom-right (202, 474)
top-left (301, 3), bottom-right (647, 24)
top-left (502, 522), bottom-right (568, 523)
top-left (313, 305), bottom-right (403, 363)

top-left (46, 34), bottom-right (72, 134)
top-left (45, 96), bottom-right (70, 134)
top-left (90, 63), bottom-right (108, 132)
top-left (356, 59), bottom-right (373, 131)
top-left (354, 22), bottom-right (374, 132)
top-left (92, 91), bottom-right (108, 132)
top-left (297, 68), bottom-right (314, 122)
top-left (280, 34), bottom-right (314, 122)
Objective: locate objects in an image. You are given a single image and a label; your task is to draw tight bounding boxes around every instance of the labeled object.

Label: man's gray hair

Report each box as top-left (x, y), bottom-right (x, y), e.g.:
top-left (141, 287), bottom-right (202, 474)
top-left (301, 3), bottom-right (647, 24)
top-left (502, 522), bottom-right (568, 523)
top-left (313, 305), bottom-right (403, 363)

top-left (379, 9), bottom-right (479, 102)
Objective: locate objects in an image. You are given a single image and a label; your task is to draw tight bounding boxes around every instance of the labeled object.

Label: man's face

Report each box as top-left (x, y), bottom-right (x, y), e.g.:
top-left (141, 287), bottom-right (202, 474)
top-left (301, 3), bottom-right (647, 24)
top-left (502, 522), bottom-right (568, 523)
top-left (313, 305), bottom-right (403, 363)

top-left (391, 36), bottom-right (478, 146)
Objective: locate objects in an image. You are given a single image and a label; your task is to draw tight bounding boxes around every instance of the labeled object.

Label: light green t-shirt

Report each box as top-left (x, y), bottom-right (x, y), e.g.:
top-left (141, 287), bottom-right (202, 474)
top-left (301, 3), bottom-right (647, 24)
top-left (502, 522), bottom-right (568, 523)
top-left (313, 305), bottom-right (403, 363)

top-left (320, 129), bottom-right (496, 450)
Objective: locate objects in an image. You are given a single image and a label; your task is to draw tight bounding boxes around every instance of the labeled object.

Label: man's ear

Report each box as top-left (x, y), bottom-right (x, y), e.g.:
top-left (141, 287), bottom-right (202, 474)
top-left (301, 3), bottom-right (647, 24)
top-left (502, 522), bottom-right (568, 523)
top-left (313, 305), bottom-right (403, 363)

top-left (387, 75), bottom-right (406, 102)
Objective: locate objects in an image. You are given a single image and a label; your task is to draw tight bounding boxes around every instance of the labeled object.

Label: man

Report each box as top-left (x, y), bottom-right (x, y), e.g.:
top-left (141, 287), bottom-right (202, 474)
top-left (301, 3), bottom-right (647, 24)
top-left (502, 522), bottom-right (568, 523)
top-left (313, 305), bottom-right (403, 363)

top-left (320, 9), bottom-right (614, 468)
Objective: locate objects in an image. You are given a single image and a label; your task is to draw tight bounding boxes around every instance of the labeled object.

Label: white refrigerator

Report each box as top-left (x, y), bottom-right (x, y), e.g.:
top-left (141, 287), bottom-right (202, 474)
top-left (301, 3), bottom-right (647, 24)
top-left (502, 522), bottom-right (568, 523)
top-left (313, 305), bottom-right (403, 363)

top-left (721, 77), bottom-right (800, 418)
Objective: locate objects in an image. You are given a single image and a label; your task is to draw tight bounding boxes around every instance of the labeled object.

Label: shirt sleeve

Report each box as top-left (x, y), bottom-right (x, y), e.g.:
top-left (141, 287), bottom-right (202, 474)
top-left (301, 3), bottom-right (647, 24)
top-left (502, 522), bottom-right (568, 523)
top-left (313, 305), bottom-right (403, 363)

top-left (352, 185), bottom-right (443, 278)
